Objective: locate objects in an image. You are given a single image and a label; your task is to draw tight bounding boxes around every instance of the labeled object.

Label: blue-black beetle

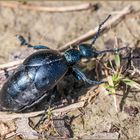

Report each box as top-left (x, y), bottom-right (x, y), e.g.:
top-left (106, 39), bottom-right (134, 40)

top-left (0, 15), bottom-right (126, 112)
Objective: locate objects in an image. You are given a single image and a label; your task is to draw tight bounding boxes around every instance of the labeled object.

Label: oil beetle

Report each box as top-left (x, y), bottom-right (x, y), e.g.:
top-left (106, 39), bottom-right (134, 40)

top-left (0, 15), bottom-right (126, 112)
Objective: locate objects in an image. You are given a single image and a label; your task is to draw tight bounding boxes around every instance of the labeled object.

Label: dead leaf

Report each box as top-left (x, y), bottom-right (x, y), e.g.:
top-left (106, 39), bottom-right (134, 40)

top-left (0, 120), bottom-right (16, 138)
top-left (16, 117), bottom-right (38, 139)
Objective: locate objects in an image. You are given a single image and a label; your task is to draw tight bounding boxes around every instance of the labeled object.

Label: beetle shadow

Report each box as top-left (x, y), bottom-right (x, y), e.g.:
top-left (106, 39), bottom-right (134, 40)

top-left (60, 66), bottom-right (103, 103)
top-left (28, 67), bottom-right (102, 113)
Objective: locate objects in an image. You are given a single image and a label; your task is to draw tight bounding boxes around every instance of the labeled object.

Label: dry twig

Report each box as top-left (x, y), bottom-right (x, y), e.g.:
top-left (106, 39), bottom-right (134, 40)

top-left (0, 101), bottom-right (85, 120)
top-left (0, 2), bottom-right (98, 13)
top-left (0, 60), bottom-right (23, 70)
top-left (0, 5), bottom-right (134, 77)
top-left (59, 5), bottom-right (133, 51)
top-left (0, 60), bottom-right (23, 77)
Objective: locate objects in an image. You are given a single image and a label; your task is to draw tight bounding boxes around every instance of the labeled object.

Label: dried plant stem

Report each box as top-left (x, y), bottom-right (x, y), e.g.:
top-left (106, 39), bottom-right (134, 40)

top-left (0, 60), bottom-right (23, 69)
top-left (59, 5), bottom-right (133, 51)
top-left (0, 2), bottom-right (97, 13)
top-left (0, 60), bottom-right (23, 75)
top-left (0, 101), bottom-right (85, 120)
top-left (113, 94), bottom-right (118, 112)
top-left (0, 5), bottom-right (134, 76)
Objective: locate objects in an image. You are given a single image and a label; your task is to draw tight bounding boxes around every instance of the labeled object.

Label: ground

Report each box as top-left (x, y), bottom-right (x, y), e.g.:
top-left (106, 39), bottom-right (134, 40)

top-left (0, 1), bottom-right (140, 139)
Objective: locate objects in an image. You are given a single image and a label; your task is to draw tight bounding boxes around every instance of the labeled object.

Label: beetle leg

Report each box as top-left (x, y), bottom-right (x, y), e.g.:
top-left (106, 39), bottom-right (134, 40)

top-left (72, 66), bottom-right (104, 86)
top-left (32, 45), bottom-right (50, 50)
top-left (3, 69), bottom-right (14, 79)
top-left (4, 68), bottom-right (10, 79)
top-left (16, 35), bottom-right (29, 46)
top-left (16, 35), bottom-right (50, 50)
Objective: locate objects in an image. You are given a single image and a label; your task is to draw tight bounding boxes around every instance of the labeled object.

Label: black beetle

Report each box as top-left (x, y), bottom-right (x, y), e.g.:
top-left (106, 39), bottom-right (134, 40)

top-left (0, 15), bottom-right (126, 112)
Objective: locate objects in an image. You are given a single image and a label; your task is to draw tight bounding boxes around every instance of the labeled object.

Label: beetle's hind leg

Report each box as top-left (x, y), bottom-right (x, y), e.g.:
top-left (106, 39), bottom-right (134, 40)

top-left (72, 66), bottom-right (104, 86)
top-left (16, 35), bottom-right (50, 50)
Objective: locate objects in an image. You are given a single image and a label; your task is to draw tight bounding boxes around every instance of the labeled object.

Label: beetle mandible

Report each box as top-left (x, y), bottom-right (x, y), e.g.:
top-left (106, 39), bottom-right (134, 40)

top-left (0, 15), bottom-right (126, 112)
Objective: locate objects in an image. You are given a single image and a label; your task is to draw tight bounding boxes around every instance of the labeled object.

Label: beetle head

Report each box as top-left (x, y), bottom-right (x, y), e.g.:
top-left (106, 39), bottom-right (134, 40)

top-left (64, 44), bottom-right (100, 65)
top-left (79, 44), bottom-right (99, 58)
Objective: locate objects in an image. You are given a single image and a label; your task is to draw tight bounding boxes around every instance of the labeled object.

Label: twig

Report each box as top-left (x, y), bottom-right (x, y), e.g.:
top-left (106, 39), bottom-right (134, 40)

top-left (0, 101), bottom-right (85, 120)
top-left (0, 60), bottom-right (23, 76)
top-left (123, 20), bottom-right (140, 40)
top-left (59, 5), bottom-right (133, 51)
top-left (0, 5), bottom-right (134, 76)
top-left (0, 60), bottom-right (23, 70)
top-left (0, 2), bottom-right (98, 13)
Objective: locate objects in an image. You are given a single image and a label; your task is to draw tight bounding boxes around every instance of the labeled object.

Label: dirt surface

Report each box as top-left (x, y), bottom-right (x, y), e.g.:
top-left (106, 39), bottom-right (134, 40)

top-left (0, 1), bottom-right (140, 139)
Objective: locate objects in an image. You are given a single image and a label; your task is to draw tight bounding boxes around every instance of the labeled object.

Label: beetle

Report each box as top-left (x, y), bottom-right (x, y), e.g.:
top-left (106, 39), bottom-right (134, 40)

top-left (0, 15), bottom-right (126, 112)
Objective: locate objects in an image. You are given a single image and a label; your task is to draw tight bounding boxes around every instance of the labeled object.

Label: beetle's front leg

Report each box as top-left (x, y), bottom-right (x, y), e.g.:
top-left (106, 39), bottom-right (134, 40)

top-left (72, 66), bottom-right (104, 86)
top-left (16, 35), bottom-right (50, 50)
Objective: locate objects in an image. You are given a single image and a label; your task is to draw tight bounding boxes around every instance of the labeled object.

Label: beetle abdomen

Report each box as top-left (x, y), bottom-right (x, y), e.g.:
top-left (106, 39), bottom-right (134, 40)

top-left (0, 50), bottom-right (68, 111)
top-left (0, 66), bottom-right (38, 111)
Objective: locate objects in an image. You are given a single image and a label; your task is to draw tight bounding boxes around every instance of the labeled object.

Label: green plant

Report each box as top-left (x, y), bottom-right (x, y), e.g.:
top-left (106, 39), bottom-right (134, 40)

top-left (105, 53), bottom-right (140, 95)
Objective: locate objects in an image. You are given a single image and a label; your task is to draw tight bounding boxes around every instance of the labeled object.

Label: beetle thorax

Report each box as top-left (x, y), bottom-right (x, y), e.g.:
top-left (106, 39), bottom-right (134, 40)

top-left (64, 49), bottom-right (81, 64)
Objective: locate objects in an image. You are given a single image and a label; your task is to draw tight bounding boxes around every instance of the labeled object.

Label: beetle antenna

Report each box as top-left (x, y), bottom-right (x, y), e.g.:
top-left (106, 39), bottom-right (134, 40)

top-left (91, 15), bottom-right (111, 45)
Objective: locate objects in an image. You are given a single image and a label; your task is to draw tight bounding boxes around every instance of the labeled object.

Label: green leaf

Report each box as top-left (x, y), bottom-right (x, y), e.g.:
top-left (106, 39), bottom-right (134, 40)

top-left (114, 54), bottom-right (120, 68)
top-left (112, 73), bottom-right (121, 83)
top-left (105, 91), bottom-right (114, 94)
top-left (112, 74), bottom-right (118, 81)
top-left (122, 78), bottom-right (140, 90)
top-left (104, 84), bottom-right (114, 90)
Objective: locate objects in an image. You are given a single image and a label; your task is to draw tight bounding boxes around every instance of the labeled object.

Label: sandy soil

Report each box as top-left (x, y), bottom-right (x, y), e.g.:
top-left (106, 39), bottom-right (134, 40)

top-left (0, 1), bottom-right (140, 139)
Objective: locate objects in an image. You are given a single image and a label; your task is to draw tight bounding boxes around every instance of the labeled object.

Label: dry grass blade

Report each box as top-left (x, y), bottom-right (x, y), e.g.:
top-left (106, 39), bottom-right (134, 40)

top-left (0, 60), bottom-right (23, 70)
top-left (122, 78), bottom-right (140, 90)
top-left (16, 117), bottom-right (38, 139)
top-left (0, 2), bottom-right (98, 13)
top-left (59, 5), bottom-right (134, 51)
top-left (0, 5), bottom-right (134, 75)
top-left (0, 60), bottom-right (23, 76)
top-left (0, 101), bottom-right (85, 120)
